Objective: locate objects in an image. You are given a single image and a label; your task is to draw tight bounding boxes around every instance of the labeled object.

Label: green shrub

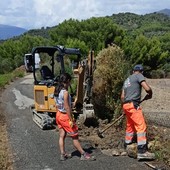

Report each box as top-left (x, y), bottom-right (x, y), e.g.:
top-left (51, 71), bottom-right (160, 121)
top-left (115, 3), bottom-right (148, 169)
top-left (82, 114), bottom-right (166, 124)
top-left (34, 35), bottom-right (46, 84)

top-left (0, 74), bottom-right (12, 87)
top-left (165, 72), bottom-right (170, 78)
top-left (12, 69), bottom-right (25, 78)
top-left (93, 44), bottom-right (129, 120)
top-left (150, 69), bottom-right (165, 78)
top-left (0, 67), bottom-right (25, 88)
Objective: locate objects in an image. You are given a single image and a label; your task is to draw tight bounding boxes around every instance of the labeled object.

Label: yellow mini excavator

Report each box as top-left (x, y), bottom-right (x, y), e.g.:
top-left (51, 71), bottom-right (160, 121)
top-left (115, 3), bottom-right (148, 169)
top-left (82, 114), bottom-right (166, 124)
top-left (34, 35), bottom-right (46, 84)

top-left (30, 45), bottom-right (95, 129)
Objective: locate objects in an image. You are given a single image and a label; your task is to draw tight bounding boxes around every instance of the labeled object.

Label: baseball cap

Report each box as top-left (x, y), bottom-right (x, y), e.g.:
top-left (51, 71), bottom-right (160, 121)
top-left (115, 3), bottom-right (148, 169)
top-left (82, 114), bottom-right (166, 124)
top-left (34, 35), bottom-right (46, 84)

top-left (133, 64), bottom-right (144, 71)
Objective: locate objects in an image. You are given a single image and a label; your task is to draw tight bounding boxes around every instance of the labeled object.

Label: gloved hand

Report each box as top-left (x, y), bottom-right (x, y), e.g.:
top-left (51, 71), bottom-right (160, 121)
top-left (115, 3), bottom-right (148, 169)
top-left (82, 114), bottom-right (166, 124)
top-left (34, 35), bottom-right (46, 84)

top-left (69, 120), bottom-right (73, 128)
top-left (142, 93), bottom-right (152, 102)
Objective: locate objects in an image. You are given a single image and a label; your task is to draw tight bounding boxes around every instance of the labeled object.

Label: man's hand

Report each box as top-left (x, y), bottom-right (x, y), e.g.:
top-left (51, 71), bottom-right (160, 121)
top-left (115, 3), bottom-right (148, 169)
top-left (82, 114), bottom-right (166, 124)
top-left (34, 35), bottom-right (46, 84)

top-left (140, 93), bottom-right (152, 103)
top-left (141, 81), bottom-right (153, 100)
top-left (144, 93), bottom-right (152, 100)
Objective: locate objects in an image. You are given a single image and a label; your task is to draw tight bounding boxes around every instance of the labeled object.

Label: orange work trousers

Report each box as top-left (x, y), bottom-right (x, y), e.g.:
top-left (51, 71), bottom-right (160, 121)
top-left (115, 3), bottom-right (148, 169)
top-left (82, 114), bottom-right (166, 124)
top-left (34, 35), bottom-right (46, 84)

top-left (56, 110), bottom-right (78, 137)
top-left (123, 102), bottom-right (147, 147)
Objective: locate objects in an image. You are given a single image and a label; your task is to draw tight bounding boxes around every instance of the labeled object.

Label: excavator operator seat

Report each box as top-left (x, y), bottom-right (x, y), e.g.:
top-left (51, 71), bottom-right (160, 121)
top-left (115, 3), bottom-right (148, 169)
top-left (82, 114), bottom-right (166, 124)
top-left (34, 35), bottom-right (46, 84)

top-left (40, 65), bottom-right (54, 80)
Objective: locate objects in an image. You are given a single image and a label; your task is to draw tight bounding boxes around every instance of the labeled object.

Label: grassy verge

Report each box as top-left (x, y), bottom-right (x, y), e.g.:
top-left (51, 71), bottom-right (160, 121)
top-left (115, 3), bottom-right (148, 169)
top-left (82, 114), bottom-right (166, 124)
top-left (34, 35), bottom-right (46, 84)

top-left (0, 111), bottom-right (13, 170)
top-left (0, 67), bottom-right (25, 88)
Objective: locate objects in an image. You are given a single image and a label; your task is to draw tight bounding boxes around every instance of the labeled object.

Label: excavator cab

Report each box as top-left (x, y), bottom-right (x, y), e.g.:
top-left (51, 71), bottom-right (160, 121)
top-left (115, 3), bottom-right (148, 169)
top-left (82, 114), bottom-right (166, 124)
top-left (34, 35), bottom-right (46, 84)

top-left (30, 46), bottom-right (95, 129)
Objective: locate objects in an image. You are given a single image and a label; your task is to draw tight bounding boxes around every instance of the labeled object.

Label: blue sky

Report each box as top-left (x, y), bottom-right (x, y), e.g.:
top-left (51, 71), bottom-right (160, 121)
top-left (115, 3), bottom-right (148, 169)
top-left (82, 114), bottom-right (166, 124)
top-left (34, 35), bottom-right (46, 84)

top-left (0, 0), bottom-right (169, 30)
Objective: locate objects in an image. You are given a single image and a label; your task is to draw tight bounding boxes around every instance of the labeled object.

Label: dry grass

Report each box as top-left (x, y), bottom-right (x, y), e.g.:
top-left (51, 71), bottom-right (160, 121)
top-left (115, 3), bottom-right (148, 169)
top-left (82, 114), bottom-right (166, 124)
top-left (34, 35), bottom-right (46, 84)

top-left (0, 111), bottom-right (13, 170)
top-left (0, 67), bottom-right (25, 170)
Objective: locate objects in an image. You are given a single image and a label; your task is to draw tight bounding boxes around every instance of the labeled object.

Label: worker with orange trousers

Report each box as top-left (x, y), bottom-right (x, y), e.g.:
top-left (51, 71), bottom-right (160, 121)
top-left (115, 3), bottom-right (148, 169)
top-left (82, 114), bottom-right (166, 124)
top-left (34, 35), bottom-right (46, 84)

top-left (55, 73), bottom-right (95, 161)
top-left (121, 64), bottom-right (155, 160)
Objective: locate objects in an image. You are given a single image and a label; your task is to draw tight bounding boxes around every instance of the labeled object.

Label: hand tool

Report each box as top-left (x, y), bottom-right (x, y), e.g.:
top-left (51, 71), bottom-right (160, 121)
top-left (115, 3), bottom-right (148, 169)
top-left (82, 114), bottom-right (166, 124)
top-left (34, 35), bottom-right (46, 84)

top-left (97, 114), bottom-right (124, 138)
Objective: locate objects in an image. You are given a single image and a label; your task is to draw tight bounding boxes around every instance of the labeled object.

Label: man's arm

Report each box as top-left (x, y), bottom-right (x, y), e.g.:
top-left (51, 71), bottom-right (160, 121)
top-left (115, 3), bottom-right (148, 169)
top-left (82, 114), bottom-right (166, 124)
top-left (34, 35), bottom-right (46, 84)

top-left (141, 81), bottom-right (153, 100)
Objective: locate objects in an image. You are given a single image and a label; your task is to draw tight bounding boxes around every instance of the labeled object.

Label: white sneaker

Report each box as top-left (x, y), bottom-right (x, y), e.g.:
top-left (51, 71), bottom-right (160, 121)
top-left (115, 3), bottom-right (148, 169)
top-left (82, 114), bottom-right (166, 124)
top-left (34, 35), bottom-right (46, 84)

top-left (137, 151), bottom-right (155, 160)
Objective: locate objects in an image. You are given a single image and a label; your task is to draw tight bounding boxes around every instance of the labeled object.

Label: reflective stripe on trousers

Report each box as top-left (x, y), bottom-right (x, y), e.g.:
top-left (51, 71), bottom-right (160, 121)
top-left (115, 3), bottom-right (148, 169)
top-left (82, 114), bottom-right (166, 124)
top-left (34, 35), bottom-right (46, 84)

top-left (123, 102), bottom-right (147, 146)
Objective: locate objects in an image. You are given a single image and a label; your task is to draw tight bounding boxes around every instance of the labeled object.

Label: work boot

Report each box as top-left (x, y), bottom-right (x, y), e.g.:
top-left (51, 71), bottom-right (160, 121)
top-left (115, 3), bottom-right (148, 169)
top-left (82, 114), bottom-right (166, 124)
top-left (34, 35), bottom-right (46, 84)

top-left (137, 151), bottom-right (155, 160)
top-left (80, 152), bottom-right (96, 161)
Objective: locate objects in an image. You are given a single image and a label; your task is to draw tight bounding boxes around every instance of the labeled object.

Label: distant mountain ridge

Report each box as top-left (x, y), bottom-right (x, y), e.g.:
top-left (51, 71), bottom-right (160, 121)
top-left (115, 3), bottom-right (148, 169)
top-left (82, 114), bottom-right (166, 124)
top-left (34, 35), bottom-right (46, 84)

top-left (0, 8), bottom-right (169, 40)
top-left (0, 24), bottom-right (27, 40)
top-left (157, 8), bottom-right (170, 16)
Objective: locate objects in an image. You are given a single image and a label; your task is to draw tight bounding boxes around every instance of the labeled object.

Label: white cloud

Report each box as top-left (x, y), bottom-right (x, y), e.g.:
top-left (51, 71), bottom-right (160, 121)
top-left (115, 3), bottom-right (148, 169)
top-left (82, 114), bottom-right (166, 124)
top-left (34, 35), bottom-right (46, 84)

top-left (0, 0), bottom-right (169, 29)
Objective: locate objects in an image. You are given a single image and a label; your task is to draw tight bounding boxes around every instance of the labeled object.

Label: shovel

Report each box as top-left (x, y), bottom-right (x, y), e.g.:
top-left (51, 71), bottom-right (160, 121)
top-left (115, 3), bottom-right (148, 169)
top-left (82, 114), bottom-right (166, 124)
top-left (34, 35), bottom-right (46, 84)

top-left (97, 114), bottom-right (124, 138)
top-left (97, 98), bottom-right (147, 138)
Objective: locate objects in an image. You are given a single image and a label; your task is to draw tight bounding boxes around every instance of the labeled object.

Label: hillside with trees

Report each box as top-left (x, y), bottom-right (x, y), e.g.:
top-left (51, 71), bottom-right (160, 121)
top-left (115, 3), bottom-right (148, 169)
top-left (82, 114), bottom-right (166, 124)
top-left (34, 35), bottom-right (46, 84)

top-left (0, 12), bottom-right (170, 77)
top-left (0, 11), bottom-right (170, 121)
